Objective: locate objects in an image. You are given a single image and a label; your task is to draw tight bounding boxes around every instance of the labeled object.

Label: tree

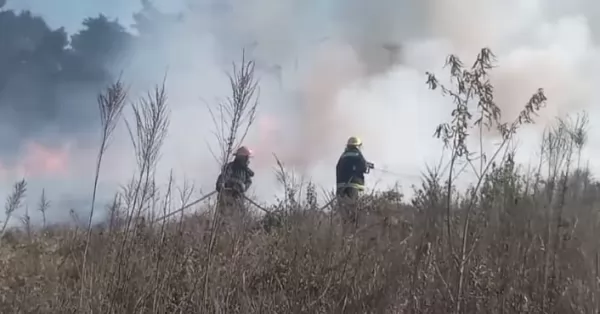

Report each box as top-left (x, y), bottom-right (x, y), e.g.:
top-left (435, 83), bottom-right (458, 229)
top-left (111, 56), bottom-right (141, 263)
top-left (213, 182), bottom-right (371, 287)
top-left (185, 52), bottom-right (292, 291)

top-left (0, 9), bottom-right (133, 155)
top-left (0, 10), bottom-right (67, 93)
top-left (0, 10), bottom-right (70, 146)
top-left (69, 14), bottom-right (133, 81)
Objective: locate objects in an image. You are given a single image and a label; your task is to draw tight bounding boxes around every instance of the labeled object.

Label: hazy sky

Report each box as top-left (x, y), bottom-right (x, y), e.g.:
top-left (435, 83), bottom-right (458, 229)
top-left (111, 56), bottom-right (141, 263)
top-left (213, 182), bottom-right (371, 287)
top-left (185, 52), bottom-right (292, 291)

top-left (3, 0), bottom-right (600, 226)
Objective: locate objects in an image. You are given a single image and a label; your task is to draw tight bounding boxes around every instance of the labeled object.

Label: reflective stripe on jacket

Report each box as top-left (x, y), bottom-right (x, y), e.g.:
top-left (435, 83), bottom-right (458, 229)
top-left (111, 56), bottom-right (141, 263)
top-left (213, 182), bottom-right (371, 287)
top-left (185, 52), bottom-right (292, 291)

top-left (336, 182), bottom-right (365, 190)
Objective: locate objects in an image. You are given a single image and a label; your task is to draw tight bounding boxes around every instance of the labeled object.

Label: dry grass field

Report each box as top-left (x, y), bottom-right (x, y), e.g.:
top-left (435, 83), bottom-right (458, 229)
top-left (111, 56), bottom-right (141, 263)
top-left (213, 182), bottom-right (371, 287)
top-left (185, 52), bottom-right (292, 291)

top-left (1, 48), bottom-right (598, 313)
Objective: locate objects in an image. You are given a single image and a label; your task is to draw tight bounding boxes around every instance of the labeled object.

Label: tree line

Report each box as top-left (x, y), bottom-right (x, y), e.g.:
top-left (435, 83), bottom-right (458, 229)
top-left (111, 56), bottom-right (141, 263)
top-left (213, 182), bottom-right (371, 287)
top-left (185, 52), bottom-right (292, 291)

top-left (0, 1), bottom-right (178, 154)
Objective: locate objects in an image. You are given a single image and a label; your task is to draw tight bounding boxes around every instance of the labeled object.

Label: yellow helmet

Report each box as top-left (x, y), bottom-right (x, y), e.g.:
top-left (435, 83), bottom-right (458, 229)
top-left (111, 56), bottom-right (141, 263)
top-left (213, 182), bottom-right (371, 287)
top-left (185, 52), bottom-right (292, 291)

top-left (346, 136), bottom-right (362, 147)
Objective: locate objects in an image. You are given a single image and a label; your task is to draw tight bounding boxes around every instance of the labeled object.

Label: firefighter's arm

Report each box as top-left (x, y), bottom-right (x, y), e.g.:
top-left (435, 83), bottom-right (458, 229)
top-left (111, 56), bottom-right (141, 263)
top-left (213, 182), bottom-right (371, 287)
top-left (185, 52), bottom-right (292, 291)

top-left (360, 154), bottom-right (374, 174)
top-left (356, 154), bottom-right (367, 173)
top-left (244, 168), bottom-right (254, 191)
top-left (215, 173), bottom-right (223, 192)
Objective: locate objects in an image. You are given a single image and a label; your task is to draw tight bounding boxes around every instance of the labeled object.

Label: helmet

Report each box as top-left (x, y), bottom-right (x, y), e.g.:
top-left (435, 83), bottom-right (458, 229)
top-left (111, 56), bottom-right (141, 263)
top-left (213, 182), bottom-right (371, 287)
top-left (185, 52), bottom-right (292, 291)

top-left (234, 146), bottom-right (252, 157)
top-left (346, 136), bottom-right (362, 147)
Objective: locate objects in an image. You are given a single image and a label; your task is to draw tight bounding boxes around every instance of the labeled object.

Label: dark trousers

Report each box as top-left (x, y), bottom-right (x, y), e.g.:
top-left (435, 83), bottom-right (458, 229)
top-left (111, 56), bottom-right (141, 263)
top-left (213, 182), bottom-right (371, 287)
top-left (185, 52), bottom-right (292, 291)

top-left (217, 189), bottom-right (246, 218)
top-left (336, 187), bottom-right (361, 224)
top-left (336, 187), bottom-right (360, 200)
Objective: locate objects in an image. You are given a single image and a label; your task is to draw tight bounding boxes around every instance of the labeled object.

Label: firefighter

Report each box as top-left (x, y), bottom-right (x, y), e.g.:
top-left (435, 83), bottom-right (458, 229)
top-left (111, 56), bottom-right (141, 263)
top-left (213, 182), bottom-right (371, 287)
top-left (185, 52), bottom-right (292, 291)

top-left (215, 146), bottom-right (255, 217)
top-left (335, 136), bottom-right (374, 222)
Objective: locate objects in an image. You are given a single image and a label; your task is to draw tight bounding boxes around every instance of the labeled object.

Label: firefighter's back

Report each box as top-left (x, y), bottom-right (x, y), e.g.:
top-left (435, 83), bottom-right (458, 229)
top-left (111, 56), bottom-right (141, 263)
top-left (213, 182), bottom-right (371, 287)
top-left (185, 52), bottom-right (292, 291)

top-left (336, 148), bottom-right (366, 187)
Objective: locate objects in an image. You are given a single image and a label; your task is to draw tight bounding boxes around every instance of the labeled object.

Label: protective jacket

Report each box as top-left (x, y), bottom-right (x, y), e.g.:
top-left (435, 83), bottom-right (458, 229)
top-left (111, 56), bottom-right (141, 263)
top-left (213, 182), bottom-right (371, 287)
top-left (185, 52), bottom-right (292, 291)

top-left (336, 147), bottom-right (369, 191)
top-left (216, 158), bottom-right (254, 194)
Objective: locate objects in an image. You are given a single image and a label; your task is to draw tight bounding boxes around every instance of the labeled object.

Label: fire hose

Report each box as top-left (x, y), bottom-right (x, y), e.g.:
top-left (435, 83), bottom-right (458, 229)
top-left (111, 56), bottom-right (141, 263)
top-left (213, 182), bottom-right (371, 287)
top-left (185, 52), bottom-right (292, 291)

top-left (152, 190), bottom-right (217, 223)
top-left (152, 190), bottom-right (337, 223)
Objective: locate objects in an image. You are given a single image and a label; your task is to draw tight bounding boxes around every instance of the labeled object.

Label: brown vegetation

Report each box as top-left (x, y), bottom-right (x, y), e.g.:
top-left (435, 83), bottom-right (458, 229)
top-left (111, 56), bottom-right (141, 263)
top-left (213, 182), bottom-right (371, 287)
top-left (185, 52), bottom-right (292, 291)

top-left (0, 48), bottom-right (598, 313)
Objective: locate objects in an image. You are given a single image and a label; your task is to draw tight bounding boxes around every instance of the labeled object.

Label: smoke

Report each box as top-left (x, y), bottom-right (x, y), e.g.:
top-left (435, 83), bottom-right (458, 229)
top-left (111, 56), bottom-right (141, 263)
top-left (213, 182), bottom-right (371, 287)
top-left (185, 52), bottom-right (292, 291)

top-left (425, 0), bottom-right (587, 116)
top-left (4, 0), bottom-right (600, 225)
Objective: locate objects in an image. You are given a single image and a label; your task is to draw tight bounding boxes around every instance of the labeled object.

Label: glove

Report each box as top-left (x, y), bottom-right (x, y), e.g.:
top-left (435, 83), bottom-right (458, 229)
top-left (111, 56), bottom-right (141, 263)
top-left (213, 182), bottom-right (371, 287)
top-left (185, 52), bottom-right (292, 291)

top-left (365, 162), bottom-right (374, 174)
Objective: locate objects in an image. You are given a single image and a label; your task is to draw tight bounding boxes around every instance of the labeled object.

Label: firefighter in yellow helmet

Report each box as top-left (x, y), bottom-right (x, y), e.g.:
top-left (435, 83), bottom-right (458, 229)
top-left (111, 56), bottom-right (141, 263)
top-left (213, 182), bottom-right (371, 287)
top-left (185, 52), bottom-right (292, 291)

top-left (215, 146), bottom-right (255, 217)
top-left (335, 137), bottom-right (374, 215)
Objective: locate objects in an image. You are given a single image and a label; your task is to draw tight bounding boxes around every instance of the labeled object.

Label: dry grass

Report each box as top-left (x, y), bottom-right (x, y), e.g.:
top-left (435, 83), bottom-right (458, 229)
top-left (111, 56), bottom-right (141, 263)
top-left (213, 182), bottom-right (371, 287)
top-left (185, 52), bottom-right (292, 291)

top-left (1, 48), bottom-right (599, 313)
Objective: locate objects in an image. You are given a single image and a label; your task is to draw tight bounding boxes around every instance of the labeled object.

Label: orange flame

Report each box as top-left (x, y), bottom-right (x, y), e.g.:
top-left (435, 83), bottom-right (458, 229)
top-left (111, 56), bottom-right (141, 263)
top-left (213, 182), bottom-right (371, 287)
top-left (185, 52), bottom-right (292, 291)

top-left (20, 142), bottom-right (70, 176)
top-left (253, 113), bottom-right (283, 168)
top-left (0, 141), bottom-right (72, 179)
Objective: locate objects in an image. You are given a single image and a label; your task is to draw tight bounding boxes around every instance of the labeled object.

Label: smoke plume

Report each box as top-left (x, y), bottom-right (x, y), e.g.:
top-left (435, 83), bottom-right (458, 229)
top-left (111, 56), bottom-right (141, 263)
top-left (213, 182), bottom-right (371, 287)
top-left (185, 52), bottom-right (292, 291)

top-left (3, 0), bottom-right (600, 224)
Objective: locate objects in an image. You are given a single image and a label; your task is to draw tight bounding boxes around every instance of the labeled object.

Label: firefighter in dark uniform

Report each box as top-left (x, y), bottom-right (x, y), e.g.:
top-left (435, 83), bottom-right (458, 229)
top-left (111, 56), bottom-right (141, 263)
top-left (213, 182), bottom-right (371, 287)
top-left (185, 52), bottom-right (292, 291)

top-left (215, 146), bottom-right (255, 217)
top-left (335, 136), bottom-right (374, 223)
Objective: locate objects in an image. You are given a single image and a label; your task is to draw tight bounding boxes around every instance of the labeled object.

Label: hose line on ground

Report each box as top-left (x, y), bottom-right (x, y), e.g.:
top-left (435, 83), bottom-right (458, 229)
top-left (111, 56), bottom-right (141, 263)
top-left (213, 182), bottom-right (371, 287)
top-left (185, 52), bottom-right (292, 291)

top-left (152, 185), bottom-right (371, 223)
top-left (152, 190), bottom-right (217, 223)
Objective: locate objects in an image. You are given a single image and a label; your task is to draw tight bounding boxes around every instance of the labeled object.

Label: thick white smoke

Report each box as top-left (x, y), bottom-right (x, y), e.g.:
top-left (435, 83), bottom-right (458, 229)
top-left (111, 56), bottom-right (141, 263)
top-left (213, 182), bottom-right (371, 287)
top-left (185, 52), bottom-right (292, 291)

top-left (4, 0), bottom-right (600, 225)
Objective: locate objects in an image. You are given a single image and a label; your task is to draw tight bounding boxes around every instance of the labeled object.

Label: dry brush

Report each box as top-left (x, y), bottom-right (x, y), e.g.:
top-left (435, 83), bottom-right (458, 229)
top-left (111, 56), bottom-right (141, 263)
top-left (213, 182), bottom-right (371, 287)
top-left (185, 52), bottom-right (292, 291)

top-left (0, 48), bottom-right (598, 313)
